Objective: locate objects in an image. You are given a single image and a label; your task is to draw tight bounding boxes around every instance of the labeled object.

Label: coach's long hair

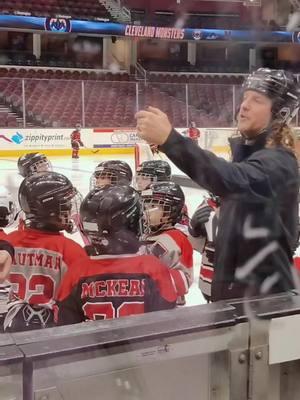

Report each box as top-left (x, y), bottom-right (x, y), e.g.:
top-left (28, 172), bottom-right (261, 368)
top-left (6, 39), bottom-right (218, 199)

top-left (266, 122), bottom-right (297, 155)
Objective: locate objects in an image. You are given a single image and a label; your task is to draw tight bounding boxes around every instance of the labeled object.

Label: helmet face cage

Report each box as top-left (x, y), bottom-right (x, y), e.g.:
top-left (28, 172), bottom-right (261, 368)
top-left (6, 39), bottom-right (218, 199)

top-left (92, 169), bottom-right (118, 189)
top-left (62, 190), bottom-right (82, 233)
top-left (90, 164), bottom-right (132, 190)
top-left (135, 172), bottom-right (156, 191)
top-left (29, 157), bottom-right (51, 175)
top-left (142, 196), bottom-right (174, 235)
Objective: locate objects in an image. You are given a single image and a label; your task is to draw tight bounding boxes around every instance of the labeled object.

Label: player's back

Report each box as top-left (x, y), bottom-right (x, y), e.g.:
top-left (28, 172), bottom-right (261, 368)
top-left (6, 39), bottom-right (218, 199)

top-left (56, 253), bottom-right (177, 325)
top-left (7, 228), bottom-right (87, 304)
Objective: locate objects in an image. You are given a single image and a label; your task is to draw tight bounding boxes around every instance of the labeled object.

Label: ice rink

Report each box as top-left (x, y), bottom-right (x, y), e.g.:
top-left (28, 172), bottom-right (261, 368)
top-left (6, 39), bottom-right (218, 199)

top-left (0, 152), bottom-right (207, 306)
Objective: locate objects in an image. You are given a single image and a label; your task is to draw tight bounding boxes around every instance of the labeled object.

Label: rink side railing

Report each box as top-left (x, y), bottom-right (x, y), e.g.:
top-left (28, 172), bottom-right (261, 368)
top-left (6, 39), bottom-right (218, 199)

top-left (2, 292), bottom-right (300, 400)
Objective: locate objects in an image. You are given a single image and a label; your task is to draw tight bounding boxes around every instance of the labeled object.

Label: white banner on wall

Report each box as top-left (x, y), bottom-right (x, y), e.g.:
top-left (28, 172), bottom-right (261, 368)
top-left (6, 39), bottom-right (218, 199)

top-left (6, 126), bottom-right (297, 153)
top-left (92, 128), bottom-right (139, 148)
top-left (91, 127), bottom-right (236, 150)
top-left (0, 128), bottom-right (94, 151)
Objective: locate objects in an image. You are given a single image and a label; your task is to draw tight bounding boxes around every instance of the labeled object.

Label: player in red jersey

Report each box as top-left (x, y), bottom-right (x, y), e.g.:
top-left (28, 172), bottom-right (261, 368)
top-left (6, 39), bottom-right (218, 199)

top-left (141, 182), bottom-right (193, 305)
top-left (187, 121), bottom-right (201, 144)
top-left (135, 160), bottom-right (171, 192)
top-left (55, 185), bottom-right (176, 325)
top-left (16, 153), bottom-right (52, 231)
top-left (135, 160), bottom-right (189, 228)
top-left (17, 152), bottom-right (51, 178)
top-left (70, 124), bottom-right (84, 159)
top-left (5, 172), bottom-right (87, 331)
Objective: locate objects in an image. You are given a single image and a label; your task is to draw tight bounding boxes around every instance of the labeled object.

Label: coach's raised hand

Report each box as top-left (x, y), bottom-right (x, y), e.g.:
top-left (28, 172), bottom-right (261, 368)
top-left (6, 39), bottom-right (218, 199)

top-left (135, 107), bottom-right (172, 145)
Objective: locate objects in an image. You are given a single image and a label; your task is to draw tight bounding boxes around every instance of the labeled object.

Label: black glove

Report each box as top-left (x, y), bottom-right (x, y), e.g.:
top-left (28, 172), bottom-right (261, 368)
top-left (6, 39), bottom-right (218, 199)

top-left (188, 202), bottom-right (213, 238)
top-left (79, 140), bottom-right (84, 147)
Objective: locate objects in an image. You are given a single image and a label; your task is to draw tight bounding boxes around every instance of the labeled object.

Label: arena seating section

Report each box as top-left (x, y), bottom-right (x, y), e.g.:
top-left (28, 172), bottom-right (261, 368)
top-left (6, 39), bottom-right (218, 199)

top-left (0, 0), bottom-right (112, 21)
top-left (0, 68), bottom-right (241, 128)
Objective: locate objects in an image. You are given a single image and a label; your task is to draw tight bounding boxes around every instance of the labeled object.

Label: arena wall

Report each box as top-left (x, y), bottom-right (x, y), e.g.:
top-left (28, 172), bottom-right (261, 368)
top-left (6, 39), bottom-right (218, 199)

top-left (0, 127), bottom-right (237, 157)
top-left (1, 126), bottom-right (300, 158)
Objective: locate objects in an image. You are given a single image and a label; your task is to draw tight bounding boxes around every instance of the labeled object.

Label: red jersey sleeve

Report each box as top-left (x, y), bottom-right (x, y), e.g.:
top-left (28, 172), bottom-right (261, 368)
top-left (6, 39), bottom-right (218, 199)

top-left (145, 255), bottom-right (177, 308)
top-left (55, 262), bottom-right (85, 325)
top-left (61, 237), bottom-right (88, 270)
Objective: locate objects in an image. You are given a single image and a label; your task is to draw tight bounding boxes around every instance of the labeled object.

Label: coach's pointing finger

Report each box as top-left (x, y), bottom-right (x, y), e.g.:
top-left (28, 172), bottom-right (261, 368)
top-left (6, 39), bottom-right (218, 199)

top-left (136, 107), bottom-right (172, 145)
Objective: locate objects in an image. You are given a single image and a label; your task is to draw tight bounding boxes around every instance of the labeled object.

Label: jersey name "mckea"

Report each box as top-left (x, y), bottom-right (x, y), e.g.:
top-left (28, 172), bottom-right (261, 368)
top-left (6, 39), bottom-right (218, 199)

top-left (81, 279), bottom-right (146, 298)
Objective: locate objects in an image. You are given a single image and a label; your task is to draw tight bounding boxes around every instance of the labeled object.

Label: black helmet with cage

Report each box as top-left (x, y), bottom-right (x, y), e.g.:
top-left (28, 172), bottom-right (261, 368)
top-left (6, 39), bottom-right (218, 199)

top-left (141, 182), bottom-right (185, 235)
top-left (18, 172), bottom-right (80, 233)
top-left (135, 160), bottom-right (172, 191)
top-left (90, 160), bottom-right (133, 189)
top-left (17, 152), bottom-right (51, 178)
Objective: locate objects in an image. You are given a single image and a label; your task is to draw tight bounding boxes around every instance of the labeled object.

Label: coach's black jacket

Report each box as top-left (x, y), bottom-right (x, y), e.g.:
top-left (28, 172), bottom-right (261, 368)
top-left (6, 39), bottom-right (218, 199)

top-left (160, 129), bottom-right (299, 301)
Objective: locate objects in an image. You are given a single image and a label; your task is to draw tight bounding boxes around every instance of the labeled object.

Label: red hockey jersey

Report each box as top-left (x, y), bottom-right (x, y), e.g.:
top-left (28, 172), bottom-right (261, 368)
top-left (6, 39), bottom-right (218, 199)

top-left (7, 228), bottom-right (87, 305)
top-left (0, 230), bottom-right (8, 240)
top-left (188, 127), bottom-right (201, 140)
top-left (56, 253), bottom-right (177, 325)
top-left (70, 130), bottom-right (81, 142)
top-left (145, 228), bottom-right (193, 297)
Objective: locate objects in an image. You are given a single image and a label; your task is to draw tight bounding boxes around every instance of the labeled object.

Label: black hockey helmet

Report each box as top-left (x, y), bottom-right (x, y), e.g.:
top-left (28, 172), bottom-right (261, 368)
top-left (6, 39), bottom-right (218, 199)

top-left (91, 160), bottom-right (133, 189)
top-left (141, 181), bottom-right (185, 234)
top-left (18, 172), bottom-right (79, 232)
top-left (135, 160), bottom-right (172, 191)
top-left (80, 185), bottom-right (142, 254)
top-left (242, 68), bottom-right (300, 124)
top-left (17, 152), bottom-right (51, 178)
top-left (137, 160), bottom-right (171, 181)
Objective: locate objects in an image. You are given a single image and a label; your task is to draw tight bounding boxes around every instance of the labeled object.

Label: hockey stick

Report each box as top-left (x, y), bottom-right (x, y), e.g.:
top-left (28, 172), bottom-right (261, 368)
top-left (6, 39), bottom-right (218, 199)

top-left (82, 145), bottom-right (100, 154)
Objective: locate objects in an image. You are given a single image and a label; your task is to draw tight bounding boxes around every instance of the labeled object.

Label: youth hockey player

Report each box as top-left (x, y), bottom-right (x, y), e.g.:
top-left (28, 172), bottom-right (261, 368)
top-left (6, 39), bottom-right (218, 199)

top-left (135, 160), bottom-right (171, 192)
top-left (90, 160), bottom-right (132, 189)
top-left (5, 172), bottom-right (88, 331)
top-left (17, 152), bottom-right (51, 177)
top-left (141, 182), bottom-right (193, 305)
top-left (56, 185), bottom-right (177, 325)
top-left (135, 160), bottom-right (189, 228)
top-left (70, 124), bottom-right (84, 159)
top-left (187, 121), bottom-right (201, 144)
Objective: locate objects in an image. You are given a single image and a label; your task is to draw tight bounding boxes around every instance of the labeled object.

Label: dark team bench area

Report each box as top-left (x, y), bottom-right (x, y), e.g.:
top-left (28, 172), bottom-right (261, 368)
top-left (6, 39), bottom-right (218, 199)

top-left (1, 291), bottom-right (300, 400)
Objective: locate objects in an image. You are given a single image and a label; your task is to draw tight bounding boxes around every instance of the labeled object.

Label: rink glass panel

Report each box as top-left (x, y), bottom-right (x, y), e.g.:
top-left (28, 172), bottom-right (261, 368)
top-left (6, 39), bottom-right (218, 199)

top-left (24, 78), bottom-right (83, 128)
top-left (83, 80), bottom-right (137, 128)
top-left (137, 82), bottom-right (188, 128)
top-left (186, 83), bottom-right (235, 129)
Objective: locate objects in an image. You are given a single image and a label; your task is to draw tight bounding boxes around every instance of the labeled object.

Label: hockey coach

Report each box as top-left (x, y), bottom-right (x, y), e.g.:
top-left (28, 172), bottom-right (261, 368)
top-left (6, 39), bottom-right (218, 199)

top-left (136, 68), bottom-right (300, 301)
